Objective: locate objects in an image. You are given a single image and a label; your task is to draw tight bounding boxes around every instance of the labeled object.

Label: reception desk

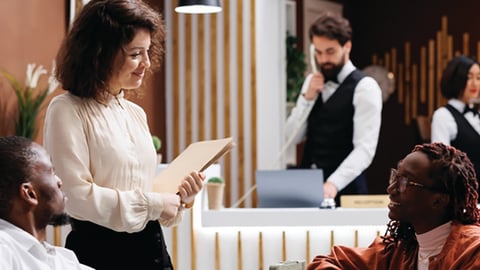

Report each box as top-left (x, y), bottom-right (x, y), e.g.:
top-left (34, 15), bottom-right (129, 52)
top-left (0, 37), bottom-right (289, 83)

top-left (181, 190), bottom-right (389, 270)
top-left (46, 164), bottom-right (390, 270)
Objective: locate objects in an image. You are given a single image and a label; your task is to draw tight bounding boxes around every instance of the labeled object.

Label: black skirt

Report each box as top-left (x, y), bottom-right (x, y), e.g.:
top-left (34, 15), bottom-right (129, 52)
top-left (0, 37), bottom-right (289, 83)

top-left (66, 218), bottom-right (173, 270)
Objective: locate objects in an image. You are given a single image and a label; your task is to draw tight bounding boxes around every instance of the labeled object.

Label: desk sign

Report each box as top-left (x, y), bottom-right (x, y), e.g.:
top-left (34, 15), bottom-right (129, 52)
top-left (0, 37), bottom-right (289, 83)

top-left (340, 195), bottom-right (389, 208)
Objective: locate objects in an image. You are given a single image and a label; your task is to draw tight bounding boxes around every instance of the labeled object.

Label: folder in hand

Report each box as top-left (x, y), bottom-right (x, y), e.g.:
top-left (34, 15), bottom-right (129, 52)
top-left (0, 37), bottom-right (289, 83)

top-left (152, 137), bottom-right (235, 193)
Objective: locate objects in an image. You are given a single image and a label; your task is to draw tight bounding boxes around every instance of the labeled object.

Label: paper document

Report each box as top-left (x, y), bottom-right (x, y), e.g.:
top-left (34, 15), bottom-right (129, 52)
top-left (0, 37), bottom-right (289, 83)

top-left (153, 137), bottom-right (235, 193)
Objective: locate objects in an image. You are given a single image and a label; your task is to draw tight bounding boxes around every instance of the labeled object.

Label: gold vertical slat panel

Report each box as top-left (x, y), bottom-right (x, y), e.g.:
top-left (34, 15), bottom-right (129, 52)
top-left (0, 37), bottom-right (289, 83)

top-left (211, 14), bottom-right (218, 138)
top-left (436, 31), bottom-right (443, 109)
top-left (237, 231), bottom-right (243, 270)
top-left (428, 40), bottom-right (435, 116)
top-left (330, 230), bottom-right (334, 249)
top-left (447, 35), bottom-right (453, 60)
top-left (170, 6), bottom-right (180, 268)
top-left (306, 230), bottom-right (311, 263)
top-left (185, 15), bottom-right (192, 145)
top-left (172, 7), bottom-right (180, 157)
top-left (384, 52), bottom-right (391, 71)
top-left (249, 0), bottom-right (257, 207)
top-left (404, 42), bottom-right (411, 124)
top-left (371, 54), bottom-right (378, 65)
top-left (462, 33), bottom-right (470, 55)
top-left (391, 48), bottom-right (397, 77)
top-left (198, 14), bottom-right (205, 141)
top-left (53, 226), bottom-right (61, 246)
top-left (420, 46), bottom-right (427, 103)
top-left (412, 64), bottom-right (418, 119)
top-left (477, 41), bottom-right (480, 62)
top-left (236, 0), bottom-right (245, 208)
top-left (215, 232), bottom-right (221, 270)
top-left (404, 70), bottom-right (411, 125)
top-left (190, 210), bottom-right (196, 270)
top-left (223, 0), bottom-right (232, 207)
top-left (172, 227), bottom-right (178, 268)
top-left (398, 62), bottom-right (404, 105)
top-left (282, 231), bottom-right (286, 261)
top-left (259, 232), bottom-right (264, 270)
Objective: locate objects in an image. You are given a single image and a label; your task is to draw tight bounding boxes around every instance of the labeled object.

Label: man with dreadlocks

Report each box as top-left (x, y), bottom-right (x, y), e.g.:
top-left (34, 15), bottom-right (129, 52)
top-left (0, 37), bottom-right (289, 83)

top-left (307, 142), bottom-right (480, 270)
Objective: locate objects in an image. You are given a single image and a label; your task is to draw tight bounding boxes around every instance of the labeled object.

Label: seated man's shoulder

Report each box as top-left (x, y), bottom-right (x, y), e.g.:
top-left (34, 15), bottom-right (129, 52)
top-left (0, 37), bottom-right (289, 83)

top-left (456, 223), bottom-right (480, 241)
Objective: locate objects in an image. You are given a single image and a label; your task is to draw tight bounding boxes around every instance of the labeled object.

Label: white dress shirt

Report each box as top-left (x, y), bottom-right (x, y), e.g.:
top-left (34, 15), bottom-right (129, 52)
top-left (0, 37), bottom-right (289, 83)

top-left (285, 60), bottom-right (383, 191)
top-left (431, 99), bottom-right (480, 144)
top-left (0, 219), bottom-right (93, 270)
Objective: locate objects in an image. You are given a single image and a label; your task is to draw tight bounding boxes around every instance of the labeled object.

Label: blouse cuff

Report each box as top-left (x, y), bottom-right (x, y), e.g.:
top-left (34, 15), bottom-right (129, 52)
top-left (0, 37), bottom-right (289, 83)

top-left (144, 192), bottom-right (164, 220)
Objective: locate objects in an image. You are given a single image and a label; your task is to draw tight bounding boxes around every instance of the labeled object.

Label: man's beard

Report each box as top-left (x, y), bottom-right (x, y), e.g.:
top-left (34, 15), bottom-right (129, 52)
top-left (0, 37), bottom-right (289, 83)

top-left (318, 53), bottom-right (346, 83)
top-left (48, 213), bottom-right (71, 226)
top-left (320, 62), bottom-right (343, 83)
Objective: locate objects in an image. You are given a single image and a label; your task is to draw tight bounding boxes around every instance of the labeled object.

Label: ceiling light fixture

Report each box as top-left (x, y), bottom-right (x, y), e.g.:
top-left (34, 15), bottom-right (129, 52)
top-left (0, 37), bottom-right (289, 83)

top-left (175, 0), bottom-right (222, 14)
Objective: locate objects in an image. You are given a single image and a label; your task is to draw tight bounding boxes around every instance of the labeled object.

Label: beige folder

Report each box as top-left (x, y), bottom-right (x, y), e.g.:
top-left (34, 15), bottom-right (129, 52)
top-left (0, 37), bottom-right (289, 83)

top-left (152, 137), bottom-right (235, 193)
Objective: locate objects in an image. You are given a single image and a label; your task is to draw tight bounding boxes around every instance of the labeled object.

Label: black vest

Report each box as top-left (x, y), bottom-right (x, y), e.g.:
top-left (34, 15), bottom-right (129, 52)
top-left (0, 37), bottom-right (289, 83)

top-left (300, 69), bottom-right (365, 178)
top-left (445, 104), bottom-right (480, 185)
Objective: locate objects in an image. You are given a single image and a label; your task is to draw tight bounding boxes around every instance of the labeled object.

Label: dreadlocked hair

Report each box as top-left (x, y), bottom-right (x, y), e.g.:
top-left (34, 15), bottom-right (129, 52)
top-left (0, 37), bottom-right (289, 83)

top-left (417, 142), bottom-right (479, 223)
top-left (381, 220), bottom-right (417, 252)
top-left (381, 142), bottom-right (480, 250)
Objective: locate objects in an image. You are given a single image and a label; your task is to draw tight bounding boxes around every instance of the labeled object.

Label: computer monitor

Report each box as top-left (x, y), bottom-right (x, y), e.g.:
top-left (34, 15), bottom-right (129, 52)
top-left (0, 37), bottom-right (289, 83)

top-left (255, 169), bottom-right (324, 208)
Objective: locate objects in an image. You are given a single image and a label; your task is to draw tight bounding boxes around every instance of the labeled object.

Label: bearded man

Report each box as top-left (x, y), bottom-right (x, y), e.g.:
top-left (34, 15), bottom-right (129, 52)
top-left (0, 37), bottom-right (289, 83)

top-left (285, 11), bottom-right (383, 206)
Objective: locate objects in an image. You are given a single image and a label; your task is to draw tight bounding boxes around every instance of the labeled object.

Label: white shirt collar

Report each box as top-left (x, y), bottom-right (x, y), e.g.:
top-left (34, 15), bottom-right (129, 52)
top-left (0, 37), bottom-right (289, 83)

top-left (447, 99), bottom-right (467, 112)
top-left (337, 60), bottom-right (355, 84)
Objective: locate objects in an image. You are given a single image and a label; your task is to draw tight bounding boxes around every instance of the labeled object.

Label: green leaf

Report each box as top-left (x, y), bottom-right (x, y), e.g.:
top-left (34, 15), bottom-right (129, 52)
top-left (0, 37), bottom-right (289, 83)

top-left (207, 177), bottom-right (224, 184)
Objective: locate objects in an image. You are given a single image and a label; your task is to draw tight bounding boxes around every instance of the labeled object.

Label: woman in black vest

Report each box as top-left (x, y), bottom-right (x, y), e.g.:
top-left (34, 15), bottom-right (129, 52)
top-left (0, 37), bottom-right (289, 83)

top-left (431, 55), bottom-right (480, 200)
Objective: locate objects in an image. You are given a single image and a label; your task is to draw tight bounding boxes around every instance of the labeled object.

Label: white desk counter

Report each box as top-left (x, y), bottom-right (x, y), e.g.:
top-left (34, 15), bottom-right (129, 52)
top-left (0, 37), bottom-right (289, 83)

top-left (202, 207), bottom-right (389, 227)
top-left (177, 188), bottom-right (390, 270)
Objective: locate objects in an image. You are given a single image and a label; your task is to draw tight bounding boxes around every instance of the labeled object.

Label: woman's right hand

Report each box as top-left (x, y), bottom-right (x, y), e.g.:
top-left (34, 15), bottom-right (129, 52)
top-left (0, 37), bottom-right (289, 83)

top-left (160, 193), bottom-right (181, 219)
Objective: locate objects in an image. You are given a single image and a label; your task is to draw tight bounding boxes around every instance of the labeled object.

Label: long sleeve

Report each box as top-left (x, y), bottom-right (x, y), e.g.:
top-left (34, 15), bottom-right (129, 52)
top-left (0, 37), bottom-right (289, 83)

top-left (327, 75), bottom-right (382, 191)
top-left (285, 73), bottom-right (317, 147)
top-left (431, 102), bottom-right (458, 144)
top-left (307, 236), bottom-right (416, 270)
top-left (43, 93), bottom-right (183, 233)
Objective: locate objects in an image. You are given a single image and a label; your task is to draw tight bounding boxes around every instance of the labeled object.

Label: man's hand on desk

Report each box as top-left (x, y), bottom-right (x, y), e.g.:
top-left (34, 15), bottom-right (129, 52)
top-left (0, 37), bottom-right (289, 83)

top-left (323, 182), bottom-right (338, 199)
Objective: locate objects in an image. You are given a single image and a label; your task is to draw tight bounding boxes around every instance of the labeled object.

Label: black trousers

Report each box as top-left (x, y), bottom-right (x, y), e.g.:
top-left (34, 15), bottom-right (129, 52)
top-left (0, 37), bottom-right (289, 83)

top-left (66, 219), bottom-right (173, 270)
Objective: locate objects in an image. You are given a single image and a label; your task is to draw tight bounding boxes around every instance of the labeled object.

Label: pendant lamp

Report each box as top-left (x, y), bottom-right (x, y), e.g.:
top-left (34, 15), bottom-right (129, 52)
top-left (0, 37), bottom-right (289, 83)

top-left (175, 0), bottom-right (222, 14)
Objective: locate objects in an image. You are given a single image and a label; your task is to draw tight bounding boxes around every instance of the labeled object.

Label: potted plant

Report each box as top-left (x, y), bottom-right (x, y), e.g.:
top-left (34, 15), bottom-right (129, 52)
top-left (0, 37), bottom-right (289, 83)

top-left (152, 135), bottom-right (162, 163)
top-left (205, 176), bottom-right (225, 210)
top-left (0, 62), bottom-right (59, 139)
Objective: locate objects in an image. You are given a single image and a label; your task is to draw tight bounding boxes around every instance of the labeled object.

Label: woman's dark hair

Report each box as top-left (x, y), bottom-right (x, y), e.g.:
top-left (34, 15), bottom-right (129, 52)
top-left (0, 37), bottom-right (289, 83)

top-left (309, 11), bottom-right (352, 46)
top-left (0, 136), bottom-right (35, 217)
top-left (56, 0), bottom-right (165, 101)
top-left (440, 55), bottom-right (478, 99)
top-left (382, 142), bottom-right (479, 250)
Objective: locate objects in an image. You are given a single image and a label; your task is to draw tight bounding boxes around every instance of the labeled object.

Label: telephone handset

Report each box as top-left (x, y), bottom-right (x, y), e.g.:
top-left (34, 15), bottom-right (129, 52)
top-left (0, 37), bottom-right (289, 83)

top-left (309, 44), bottom-right (318, 74)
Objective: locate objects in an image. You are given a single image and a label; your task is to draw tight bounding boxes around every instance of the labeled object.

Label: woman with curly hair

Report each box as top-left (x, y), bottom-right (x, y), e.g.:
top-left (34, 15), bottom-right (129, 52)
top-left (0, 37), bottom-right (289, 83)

top-left (308, 142), bottom-right (480, 270)
top-left (44, 1), bottom-right (205, 269)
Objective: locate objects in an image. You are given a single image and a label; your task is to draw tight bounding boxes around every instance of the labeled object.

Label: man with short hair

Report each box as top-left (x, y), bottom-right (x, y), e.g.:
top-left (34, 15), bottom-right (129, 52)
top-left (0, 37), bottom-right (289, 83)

top-left (285, 11), bottom-right (382, 206)
top-left (307, 142), bottom-right (480, 269)
top-left (0, 136), bottom-right (92, 270)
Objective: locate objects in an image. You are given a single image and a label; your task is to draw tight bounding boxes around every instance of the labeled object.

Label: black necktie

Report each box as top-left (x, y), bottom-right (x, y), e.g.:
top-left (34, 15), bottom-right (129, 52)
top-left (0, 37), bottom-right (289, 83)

top-left (463, 106), bottom-right (479, 117)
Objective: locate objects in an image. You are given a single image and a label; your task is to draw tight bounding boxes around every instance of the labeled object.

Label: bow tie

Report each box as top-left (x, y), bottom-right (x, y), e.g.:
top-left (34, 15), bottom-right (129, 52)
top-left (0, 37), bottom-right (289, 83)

top-left (463, 105), bottom-right (479, 117)
top-left (324, 76), bottom-right (339, 84)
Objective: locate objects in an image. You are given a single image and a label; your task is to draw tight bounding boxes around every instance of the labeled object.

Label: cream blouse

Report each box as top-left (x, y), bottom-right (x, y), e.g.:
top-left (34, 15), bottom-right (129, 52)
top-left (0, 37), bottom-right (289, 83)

top-left (43, 92), bottom-right (183, 233)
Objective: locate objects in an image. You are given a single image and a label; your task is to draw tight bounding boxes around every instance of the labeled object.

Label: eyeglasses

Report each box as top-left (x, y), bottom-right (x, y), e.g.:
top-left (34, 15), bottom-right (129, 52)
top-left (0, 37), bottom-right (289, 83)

top-left (389, 168), bottom-right (445, 193)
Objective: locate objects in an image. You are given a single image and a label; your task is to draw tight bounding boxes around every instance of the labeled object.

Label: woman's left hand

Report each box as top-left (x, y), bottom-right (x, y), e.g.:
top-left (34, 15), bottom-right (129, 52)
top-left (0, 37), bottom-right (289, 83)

top-left (177, 171), bottom-right (205, 205)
